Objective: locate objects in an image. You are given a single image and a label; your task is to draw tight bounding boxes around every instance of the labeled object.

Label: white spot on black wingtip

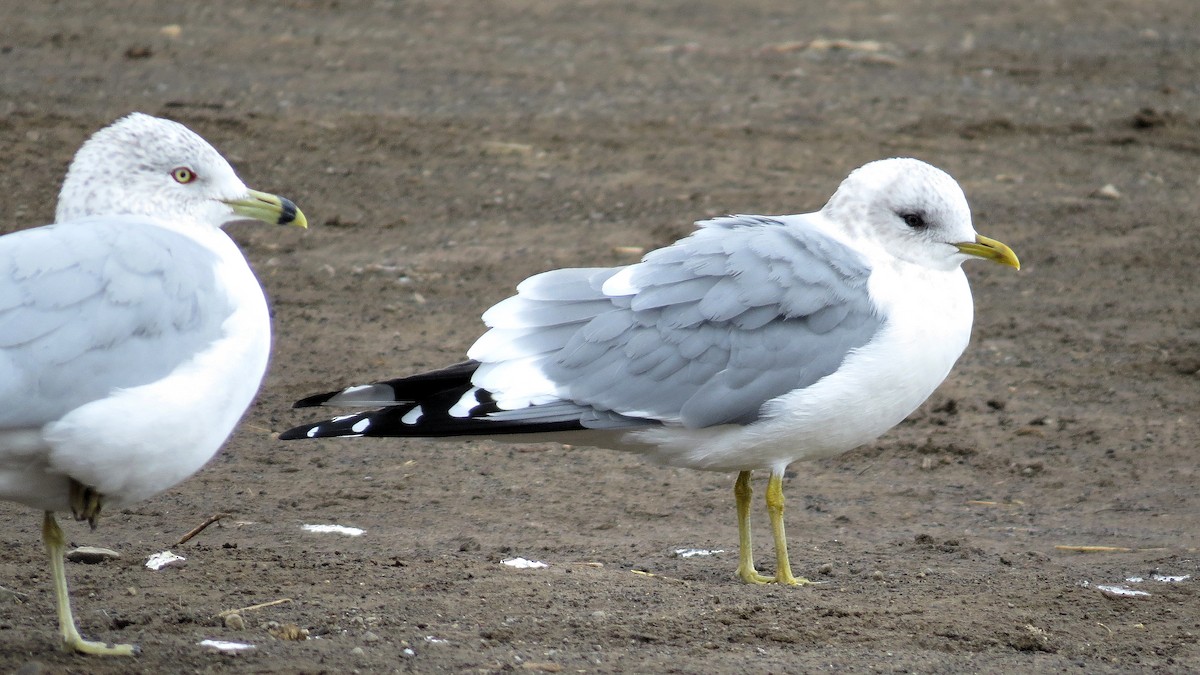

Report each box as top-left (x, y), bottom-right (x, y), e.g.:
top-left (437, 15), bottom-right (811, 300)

top-left (449, 389), bottom-right (478, 418)
top-left (401, 405), bottom-right (424, 425)
top-left (306, 427), bottom-right (320, 438)
top-left (351, 418), bottom-right (371, 433)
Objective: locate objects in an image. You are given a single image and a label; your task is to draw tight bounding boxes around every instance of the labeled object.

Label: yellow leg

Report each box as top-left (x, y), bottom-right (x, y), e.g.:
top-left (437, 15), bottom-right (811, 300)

top-left (734, 471), bottom-right (773, 584)
top-left (42, 512), bottom-right (137, 656)
top-left (765, 471), bottom-right (810, 586)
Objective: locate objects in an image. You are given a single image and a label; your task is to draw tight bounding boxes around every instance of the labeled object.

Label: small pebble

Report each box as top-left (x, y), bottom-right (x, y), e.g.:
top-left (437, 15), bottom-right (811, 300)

top-left (66, 546), bottom-right (120, 564)
top-left (224, 613), bottom-right (246, 631)
top-left (1093, 183), bottom-right (1121, 200)
top-left (269, 623), bottom-right (309, 640)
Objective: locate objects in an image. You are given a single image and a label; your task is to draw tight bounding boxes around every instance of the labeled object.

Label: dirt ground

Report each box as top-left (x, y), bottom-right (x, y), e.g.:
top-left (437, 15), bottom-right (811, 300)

top-left (1, 1), bottom-right (1199, 672)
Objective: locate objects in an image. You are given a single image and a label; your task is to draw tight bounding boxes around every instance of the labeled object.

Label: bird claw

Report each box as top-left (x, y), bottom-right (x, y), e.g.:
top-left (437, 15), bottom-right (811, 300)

top-left (737, 566), bottom-right (812, 586)
top-left (61, 634), bottom-right (138, 657)
top-left (68, 480), bottom-right (104, 529)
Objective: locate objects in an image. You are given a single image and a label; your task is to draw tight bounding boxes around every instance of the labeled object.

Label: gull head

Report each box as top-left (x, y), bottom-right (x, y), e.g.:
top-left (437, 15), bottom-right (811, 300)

top-left (823, 158), bottom-right (1018, 271)
top-left (55, 113), bottom-right (305, 230)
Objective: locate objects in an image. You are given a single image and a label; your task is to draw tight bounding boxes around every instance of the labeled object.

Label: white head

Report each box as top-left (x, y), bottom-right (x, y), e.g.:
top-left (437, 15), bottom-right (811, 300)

top-left (55, 113), bottom-right (305, 230)
top-left (822, 157), bottom-right (1018, 271)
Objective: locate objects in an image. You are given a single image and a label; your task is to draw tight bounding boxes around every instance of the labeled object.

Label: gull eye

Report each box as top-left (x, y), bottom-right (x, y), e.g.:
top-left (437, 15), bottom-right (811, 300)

top-left (900, 212), bottom-right (926, 229)
top-left (171, 167), bottom-right (197, 184)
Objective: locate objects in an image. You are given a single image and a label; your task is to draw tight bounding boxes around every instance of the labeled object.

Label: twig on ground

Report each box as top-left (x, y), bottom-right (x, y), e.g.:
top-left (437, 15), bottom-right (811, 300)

top-left (174, 513), bottom-right (230, 547)
top-left (218, 598), bottom-right (294, 618)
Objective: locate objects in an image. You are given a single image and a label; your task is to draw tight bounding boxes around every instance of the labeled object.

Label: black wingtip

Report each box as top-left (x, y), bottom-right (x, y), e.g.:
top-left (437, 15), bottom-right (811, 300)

top-left (278, 424), bottom-right (315, 440)
top-left (279, 416), bottom-right (362, 439)
top-left (292, 390), bottom-right (339, 409)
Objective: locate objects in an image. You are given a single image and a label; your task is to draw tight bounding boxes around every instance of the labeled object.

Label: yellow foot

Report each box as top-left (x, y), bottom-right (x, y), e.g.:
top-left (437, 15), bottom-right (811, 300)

top-left (62, 633), bottom-right (138, 656)
top-left (736, 565), bottom-right (777, 585)
top-left (773, 572), bottom-right (813, 586)
top-left (737, 565), bottom-right (813, 586)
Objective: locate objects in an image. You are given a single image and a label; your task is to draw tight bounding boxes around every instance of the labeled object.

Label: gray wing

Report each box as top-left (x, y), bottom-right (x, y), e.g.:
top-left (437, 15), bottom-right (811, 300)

top-left (469, 214), bottom-right (882, 429)
top-left (0, 216), bottom-right (232, 428)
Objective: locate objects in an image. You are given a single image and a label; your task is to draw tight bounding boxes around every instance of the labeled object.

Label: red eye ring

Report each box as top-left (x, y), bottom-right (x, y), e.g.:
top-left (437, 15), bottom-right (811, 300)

top-left (172, 167), bottom-right (196, 184)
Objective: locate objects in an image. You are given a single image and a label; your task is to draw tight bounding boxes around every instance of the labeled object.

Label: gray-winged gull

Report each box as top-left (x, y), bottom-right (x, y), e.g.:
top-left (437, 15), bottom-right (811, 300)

top-left (0, 113), bottom-right (306, 655)
top-left (281, 157), bottom-right (1017, 585)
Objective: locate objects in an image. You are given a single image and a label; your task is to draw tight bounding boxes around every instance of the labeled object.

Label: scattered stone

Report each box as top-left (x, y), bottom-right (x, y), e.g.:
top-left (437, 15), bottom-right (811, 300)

top-left (269, 623), bottom-right (310, 640)
top-left (480, 141), bottom-right (535, 157)
top-left (1092, 184), bottom-right (1121, 200)
top-left (66, 546), bottom-right (121, 564)
top-left (1130, 107), bottom-right (1171, 129)
top-left (224, 613), bottom-right (246, 631)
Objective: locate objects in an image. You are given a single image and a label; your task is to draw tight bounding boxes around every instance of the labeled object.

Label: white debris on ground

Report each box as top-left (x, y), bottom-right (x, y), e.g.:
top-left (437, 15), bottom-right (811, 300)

top-left (673, 548), bottom-right (726, 558)
top-left (1149, 573), bottom-right (1191, 583)
top-left (145, 551), bottom-right (186, 570)
top-left (1079, 573), bottom-right (1191, 599)
top-left (199, 639), bottom-right (256, 653)
top-left (1094, 584), bottom-right (1152, 598)
top-left (301, 524), bottom-right (365, 536)
top-left (501, 557), bottom-right (548, 569)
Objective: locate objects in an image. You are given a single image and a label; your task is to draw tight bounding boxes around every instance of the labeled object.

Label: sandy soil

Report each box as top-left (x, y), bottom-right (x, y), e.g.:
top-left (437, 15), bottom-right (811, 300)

top-left (1, 1), bottom-right (1199, 672)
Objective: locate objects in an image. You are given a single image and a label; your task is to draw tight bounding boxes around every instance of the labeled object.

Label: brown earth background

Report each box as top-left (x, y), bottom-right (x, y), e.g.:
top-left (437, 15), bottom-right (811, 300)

top-left (1, 1), bottom-right (1199, 673)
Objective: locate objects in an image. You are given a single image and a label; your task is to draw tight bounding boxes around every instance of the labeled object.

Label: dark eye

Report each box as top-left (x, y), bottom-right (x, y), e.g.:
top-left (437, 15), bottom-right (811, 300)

top-left (901, 212), bottom-right (926, 229)
top-left (171, 167), bottom-right (197, 184)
